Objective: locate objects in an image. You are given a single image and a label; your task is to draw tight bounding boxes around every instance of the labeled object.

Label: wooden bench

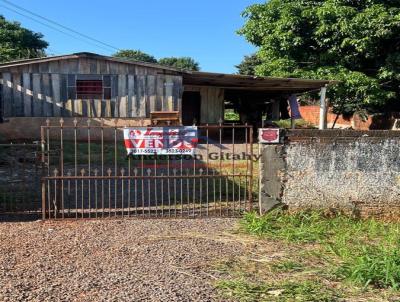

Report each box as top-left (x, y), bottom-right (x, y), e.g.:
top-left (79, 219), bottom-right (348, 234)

top-left (150, 111), bottom-right (180, 126)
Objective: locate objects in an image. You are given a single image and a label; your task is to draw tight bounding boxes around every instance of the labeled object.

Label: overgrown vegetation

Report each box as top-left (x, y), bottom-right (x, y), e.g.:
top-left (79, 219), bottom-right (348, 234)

top-left (273, 119), bottom-right (315, 129)
top-left (238, 1), bottom-right (400, 114)
top-left (216, 209), bottom-right (400, 301)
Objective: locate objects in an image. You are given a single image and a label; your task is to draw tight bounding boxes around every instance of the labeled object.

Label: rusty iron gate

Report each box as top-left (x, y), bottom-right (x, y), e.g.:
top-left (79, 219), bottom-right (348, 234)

top-left (41, 119), bottom-right (254, 219)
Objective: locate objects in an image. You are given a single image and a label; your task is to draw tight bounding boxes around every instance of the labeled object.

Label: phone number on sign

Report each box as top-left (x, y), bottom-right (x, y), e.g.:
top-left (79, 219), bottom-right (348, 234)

top-left (130, 148), bottom-right (194, 154)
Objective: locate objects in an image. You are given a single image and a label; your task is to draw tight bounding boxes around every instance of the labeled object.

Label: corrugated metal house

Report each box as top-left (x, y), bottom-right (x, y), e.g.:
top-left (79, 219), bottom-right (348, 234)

top-left (0, 52), bottom-right (331, 139)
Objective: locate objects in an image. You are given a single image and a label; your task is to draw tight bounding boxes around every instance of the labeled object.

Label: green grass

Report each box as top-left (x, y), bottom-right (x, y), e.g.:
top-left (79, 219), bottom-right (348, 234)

top-left (241, 210), bottom-right (400, 290)
top-left (215, 209), bottom-right (400, 301)
top-left (271, 260), bottom-right (304, 272)
top-left (216, 279), bottom-right (340, 302)
top-left (273, 119), bottom-right (315, 129)
top-left (337, 245), bottom-right (400, 289)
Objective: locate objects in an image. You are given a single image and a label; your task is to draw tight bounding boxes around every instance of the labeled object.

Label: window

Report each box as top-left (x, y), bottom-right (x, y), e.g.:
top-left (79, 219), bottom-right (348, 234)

top-left (76, 80), bottom-right (103, 99)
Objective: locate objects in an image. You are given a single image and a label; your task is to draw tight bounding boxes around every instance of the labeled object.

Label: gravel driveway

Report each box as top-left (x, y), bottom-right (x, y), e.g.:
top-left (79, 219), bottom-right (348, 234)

top-left (0, 218), bottom-right (243, 302)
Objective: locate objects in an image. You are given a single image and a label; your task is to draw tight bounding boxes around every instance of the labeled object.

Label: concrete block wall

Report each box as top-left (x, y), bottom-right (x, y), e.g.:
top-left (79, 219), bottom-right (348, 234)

top-left (260, 130), bottom-right (400, 218)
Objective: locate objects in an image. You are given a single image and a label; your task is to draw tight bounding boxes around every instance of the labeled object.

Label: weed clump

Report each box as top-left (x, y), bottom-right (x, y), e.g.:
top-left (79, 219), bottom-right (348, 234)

top-left (241, 210), bottom-right (400, 290)
top-left (217, 279), bottom-right (340, 302)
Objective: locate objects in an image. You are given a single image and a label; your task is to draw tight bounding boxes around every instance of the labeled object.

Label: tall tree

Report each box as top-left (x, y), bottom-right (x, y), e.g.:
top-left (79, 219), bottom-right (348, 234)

top-left (113, 49), bottom-right (157, 63)
top-left (0, 15), bottom-right (48, 62)
top-left (236, 53), bottom-right (262, 75)
top-left (158, 57), bottom-right (200, 71)
top-left (238, 0), bottom-right (400, 114)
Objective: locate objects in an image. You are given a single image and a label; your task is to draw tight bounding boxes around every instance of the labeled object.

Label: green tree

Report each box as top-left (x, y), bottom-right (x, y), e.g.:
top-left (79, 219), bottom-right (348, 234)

top-left (238, 0), bottom-right (400, 114)
top-left (0, 15), bottom-right (48, 62)
top-left (113, 49), bottom-right (157, 63)
top-left (236, 53), bottom-right (262, 75)
top-left (158, 57), bottom-right (200, 71)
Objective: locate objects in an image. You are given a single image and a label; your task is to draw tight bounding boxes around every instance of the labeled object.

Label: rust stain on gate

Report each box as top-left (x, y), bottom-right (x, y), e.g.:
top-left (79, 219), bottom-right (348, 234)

top-left (40, 119), bottom-right (254, 219)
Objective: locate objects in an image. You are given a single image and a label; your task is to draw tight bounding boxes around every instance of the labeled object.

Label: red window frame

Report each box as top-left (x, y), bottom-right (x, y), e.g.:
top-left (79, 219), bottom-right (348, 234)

top-left (76, 80), bottom-right (103, 99)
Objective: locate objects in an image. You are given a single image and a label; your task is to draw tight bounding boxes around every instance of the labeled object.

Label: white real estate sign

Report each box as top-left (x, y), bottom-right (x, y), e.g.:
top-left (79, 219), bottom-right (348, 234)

top-left (123, 126), bottom-right (198, 155)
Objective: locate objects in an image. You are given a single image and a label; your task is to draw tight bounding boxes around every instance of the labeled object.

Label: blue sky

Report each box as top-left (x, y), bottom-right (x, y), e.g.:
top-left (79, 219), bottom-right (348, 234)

top-left (0, 0), bottom-right (264, 73)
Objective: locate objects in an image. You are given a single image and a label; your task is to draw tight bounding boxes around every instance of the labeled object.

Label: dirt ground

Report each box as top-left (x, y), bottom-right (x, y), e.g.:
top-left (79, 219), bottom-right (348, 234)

top-left (0, 218), bottom-right (244, 302)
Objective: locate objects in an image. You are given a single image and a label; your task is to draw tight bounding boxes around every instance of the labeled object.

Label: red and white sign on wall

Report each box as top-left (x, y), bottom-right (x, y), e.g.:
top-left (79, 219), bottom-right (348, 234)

top-left (258, 128), bottom-right (281, 144)
top-left (123, 127), bottom-right (198, 155)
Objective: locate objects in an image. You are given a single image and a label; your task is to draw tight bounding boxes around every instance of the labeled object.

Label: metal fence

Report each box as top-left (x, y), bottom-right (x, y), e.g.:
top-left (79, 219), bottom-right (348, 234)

top-left (0, 143), bottom-right (42, 217)
top-left (41, 119), bottom-right (254, 219)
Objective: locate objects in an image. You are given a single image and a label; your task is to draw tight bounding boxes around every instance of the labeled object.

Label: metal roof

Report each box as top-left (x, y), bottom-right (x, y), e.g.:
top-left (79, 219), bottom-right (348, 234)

top-left (0, 52), bottom-right (336, 92)
top-left (0, 52), bottom-right (182, 72)
top-left (182, 71), bottom-right (335, 92)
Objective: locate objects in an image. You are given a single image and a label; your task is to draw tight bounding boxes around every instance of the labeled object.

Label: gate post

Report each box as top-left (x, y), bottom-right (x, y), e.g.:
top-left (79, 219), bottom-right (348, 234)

top-left (258, 128), bottom-right (284, 214)
top-left (248, 126), bottom-right (253, 212)
top-left (40, 126), bottom-right (46, 220)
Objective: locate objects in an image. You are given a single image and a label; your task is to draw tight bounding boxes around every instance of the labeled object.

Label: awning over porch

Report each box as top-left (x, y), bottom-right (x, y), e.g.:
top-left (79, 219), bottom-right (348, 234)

top-left (182, 71), bottom-right (336, 128)
top-left (182, 71), bottom-right (335, 93)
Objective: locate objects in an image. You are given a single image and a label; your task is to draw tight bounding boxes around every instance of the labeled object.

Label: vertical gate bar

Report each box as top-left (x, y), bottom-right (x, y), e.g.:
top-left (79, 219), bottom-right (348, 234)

top-left (101, 120), bottom-right (105, 218)
top-left (67, 171), bottom-right (71, 216)
top-left (141, 155), bottom-right (144, 218)
top-left (35, 145), bottom-right (40, 213)
top-left (89, 179), bottom-right (91, 218)
top-left (206, 125), bottom-right (209, 216)
top-left (219, 120), bottom-right (222, 216)
top-left (192, 152), bottom-right (196, 217)
top-left (73, 119), bottom-right (78, 219)
top-left (232, 126), bottom-right (235, 216)
top-left (186, 169), bottom-right (190, 217)
top-left (41, 180), bottom-right (46, 220)
top-left (81, 169), bottom-right (85, 218)
top-left (180, 157), bottom-right (183, 217)
top-left (248, 126), bottom-right (254, 212)
top-left (114, 176), bottom-right (117, 217)
top-left (22, 148), bottom-right (26, 212)
top-left (167, 155), bottom-right (171, 218)
top-left (173, 169), bottom-right (177, 217)
top-left (114, 125), bottom-right (117, 217)
top-left (154, 155), bottom-right (158, 217)
top-left (60, 119), bottom-right (64, 218)
top-left (199, 169), bottom-right (203, 216)
top-left (238, 173), bottom-right (242, 216)
top-left (94, 169), bottom-right (98, 218)
top-left (134, 168), bottom-right (138, 216)
top-left (147, 169), bottom-right (151, 217)
top-left (121, 168), bottom-right (125, 218)
top-left (87, 120), bottom-right (91, 218)
top-left (128, 157), bottom-right (131, 217)
top-left (225, 173), bottom-right (228, 215)
top-left (161, 173), bottom-right (164, 216)
top-left (46, 120), bottom-right (51, 219)
top-left (213, 170), bottom-right (216, 216)
top-left (65, 174), bottom-right (70, 217)
top-left (107, 168), bottom-right (111, 217)
top-left (53, 170), bottom-right (57, 219)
